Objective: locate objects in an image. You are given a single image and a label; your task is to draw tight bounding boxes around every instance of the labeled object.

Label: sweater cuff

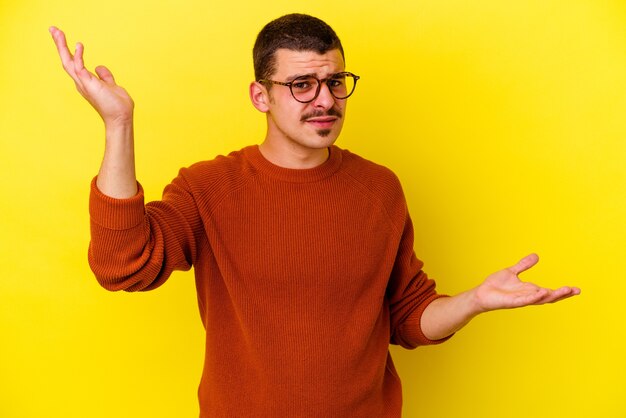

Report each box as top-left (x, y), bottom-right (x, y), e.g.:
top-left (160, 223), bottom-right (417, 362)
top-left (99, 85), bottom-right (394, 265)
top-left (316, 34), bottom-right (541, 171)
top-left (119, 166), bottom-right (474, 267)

top-left (400, 294), bottom-right (454, 346)
top-left (89, 176), bottom-right (145, 230)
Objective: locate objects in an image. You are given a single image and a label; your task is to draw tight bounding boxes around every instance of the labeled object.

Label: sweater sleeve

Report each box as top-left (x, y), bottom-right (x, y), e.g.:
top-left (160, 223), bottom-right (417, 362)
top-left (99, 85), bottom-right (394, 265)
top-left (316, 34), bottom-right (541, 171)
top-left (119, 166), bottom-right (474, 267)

top-left (88, 171), bottom-right (203, 292)
top-left (387, 211), bottom-right (453, 349)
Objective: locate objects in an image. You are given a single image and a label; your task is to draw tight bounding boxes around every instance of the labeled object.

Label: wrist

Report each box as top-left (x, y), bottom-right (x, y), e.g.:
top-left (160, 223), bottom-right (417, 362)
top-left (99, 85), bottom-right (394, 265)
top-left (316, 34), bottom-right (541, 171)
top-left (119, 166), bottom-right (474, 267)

top-left (104, 116), bottom-right (133, 132)
top-left (463, 287), bottom-right (488, 317)
top-left (104, 118), bottom-right (134, 149)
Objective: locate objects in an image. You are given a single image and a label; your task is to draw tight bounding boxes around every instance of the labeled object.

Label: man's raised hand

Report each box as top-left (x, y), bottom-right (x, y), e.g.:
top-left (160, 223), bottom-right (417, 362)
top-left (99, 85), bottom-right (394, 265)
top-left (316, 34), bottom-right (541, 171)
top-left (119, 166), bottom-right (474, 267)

top-left (50, 26), bottom-right (138, 198)
top-left (49, 26), bottom-right (134, 127)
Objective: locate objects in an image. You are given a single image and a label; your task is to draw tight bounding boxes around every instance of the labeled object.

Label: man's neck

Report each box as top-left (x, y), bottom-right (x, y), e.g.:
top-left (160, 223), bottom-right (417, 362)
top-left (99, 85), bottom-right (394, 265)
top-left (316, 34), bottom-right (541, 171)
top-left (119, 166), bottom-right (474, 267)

top-left (258, 141), bottom-right (330, 169)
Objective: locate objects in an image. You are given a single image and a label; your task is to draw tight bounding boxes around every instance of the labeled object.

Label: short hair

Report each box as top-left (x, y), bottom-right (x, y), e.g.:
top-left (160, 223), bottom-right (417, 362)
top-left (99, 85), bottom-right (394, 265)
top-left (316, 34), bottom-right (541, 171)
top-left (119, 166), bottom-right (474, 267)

top-left (253, 13), bottom-right (345, 81)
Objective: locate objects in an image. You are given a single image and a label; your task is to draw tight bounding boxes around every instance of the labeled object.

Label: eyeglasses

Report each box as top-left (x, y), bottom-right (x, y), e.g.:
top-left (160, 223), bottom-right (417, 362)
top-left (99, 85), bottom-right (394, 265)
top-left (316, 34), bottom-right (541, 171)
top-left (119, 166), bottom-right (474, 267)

top-left (258, 72), bottom-right (360, 103)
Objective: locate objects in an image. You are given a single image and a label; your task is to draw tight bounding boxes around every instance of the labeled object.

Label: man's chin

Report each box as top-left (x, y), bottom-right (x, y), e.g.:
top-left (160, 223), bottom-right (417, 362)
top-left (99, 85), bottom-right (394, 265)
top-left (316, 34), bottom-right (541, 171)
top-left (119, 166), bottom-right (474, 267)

top-left (316, 129), bottom-right (332, 138)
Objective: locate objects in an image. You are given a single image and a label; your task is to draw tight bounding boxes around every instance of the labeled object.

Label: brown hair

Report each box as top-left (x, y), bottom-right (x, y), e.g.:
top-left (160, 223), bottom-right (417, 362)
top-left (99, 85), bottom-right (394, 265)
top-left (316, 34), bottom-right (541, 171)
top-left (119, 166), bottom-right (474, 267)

top-left (253, 13), bottom-right (345, 81)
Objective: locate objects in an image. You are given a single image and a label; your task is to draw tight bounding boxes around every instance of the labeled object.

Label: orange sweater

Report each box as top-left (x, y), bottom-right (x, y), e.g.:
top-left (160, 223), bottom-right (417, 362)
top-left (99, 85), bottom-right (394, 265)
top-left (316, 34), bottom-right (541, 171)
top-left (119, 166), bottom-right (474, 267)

top-left (88, 145), bottom-right (449, 417)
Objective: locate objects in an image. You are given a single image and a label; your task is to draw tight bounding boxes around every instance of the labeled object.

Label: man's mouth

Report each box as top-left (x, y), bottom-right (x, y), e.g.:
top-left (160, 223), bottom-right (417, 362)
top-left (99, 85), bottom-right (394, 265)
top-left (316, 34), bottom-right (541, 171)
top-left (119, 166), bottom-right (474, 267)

top-left (305, 116), bottom-right (338, 128)
top-left (301, 109), bottom-right (342, 129)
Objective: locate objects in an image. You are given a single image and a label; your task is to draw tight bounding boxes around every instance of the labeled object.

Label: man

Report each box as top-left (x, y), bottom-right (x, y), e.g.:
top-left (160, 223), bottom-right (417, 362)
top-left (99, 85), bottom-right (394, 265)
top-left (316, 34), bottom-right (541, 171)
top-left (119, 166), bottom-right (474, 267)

top-left (50, 13), bottom-right (579, 418)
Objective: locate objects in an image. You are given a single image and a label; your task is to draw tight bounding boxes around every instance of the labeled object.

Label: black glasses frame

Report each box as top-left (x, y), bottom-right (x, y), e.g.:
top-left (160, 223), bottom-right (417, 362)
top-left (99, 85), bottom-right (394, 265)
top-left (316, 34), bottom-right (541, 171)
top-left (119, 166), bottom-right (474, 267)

top-left (258, 72), bottom-right (360, 103)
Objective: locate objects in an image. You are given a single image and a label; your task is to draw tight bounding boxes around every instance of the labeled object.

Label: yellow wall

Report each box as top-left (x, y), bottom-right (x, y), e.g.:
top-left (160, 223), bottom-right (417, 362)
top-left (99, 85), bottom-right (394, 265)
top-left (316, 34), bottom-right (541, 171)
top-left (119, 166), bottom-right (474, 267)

top-left (1, 1), bottom-right (624, 417)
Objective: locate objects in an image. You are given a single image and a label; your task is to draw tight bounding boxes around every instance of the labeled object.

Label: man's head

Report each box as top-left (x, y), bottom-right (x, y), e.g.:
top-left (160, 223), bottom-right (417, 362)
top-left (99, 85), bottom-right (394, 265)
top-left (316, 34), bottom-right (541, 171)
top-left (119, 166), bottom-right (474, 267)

top-left (253, 13), bottom-right (345, 82)
top-left (250, 14), bottom-right (356, 165)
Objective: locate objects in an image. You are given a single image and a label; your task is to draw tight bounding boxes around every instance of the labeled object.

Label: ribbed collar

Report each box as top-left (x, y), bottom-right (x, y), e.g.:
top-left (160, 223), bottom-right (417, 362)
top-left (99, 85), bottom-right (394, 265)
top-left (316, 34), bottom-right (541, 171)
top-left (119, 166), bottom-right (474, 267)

top-left (243, 145), bottom-right (343, 183)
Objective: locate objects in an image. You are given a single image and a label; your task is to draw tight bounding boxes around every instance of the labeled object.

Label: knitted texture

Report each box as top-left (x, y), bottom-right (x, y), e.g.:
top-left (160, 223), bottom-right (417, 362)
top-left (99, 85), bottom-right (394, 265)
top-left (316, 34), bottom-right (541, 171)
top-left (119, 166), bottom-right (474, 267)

top-left (88, 145), bottom-right (449, 417)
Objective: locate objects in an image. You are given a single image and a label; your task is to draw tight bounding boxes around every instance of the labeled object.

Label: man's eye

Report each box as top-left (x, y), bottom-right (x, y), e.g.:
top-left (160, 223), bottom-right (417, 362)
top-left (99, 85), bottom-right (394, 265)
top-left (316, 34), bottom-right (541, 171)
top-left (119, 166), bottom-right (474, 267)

top-left (292, 79), bottom-right (314, 90)
top-left (328, 79), bottom-right (344, 88)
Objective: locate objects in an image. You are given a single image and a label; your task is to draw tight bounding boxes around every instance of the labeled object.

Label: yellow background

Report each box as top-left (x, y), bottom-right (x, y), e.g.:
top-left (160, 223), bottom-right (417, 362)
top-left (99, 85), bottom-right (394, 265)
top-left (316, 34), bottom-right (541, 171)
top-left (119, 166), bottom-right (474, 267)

top-left (1, 1), bottom-right (624, 417)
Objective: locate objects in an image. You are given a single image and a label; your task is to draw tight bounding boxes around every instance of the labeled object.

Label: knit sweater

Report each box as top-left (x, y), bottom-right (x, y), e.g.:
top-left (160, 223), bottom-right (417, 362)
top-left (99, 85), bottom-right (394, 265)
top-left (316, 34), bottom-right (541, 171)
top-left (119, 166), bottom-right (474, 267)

top-left (88, 145), bottom-right (449, 418)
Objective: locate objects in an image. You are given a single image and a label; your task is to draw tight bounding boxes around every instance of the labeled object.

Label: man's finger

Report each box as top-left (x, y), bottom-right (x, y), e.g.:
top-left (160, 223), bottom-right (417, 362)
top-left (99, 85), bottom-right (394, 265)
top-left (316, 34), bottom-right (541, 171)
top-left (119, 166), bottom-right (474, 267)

top-left (509, 253), bottom-right (539, 276)
top-left (95, 65), bottom-right (115, 85)
top-left (49, 27), bottom-right (75, 71)
top-left (73, 42), bottom-right (96, 84)
top-left (49, 26), bottom-right (86, 88)
top-left (525, 286), bottom-right (579, 306)
top-left (74, 42), bottom-right (85, 72)
top-left (544, 286), bottom-right (581, 304)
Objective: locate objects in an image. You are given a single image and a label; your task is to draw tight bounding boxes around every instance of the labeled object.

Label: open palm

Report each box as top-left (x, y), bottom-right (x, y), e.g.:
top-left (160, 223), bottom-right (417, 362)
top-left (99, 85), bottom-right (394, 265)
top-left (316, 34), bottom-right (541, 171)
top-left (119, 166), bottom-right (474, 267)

top-left (474, 254), bottom-right (580, 312)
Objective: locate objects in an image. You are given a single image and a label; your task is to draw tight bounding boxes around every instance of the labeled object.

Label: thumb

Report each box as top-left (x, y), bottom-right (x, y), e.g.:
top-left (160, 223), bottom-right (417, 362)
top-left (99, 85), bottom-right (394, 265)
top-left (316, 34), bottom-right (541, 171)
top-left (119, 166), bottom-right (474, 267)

top-left (95, 65), bottom-right (116, 85)
top-left (509, 253), bottom-right (539, 275)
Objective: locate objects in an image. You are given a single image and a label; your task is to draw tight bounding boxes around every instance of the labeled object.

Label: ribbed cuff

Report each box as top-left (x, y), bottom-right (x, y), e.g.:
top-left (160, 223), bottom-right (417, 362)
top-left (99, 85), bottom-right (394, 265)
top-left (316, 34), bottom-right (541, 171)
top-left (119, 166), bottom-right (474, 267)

top-left (89, 176), bottom-right (145, 230)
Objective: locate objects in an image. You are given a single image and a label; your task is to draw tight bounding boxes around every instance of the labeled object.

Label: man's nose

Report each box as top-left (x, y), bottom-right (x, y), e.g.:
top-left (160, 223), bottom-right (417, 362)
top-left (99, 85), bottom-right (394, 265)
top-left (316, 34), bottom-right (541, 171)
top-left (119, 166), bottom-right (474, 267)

top-left (311, 82), bottom-right (335, 109)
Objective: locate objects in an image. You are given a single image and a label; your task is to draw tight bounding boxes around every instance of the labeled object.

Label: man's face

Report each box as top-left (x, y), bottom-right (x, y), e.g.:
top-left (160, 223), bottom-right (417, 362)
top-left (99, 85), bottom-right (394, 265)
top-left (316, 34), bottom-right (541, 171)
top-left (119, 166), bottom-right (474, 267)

top-left (261, 48), bottom-right (348, 154)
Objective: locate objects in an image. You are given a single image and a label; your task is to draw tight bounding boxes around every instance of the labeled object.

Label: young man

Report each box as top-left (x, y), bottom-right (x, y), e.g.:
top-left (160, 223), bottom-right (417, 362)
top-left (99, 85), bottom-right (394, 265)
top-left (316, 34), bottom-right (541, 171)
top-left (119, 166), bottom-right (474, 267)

top-left (50, 13), bottom-right (579, 418)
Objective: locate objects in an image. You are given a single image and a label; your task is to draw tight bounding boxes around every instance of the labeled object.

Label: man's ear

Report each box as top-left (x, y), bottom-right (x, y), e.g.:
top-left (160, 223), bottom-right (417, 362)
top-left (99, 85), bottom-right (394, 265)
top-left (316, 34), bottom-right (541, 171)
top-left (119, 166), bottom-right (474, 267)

top-left (249, 81), bottom-right (270, 113)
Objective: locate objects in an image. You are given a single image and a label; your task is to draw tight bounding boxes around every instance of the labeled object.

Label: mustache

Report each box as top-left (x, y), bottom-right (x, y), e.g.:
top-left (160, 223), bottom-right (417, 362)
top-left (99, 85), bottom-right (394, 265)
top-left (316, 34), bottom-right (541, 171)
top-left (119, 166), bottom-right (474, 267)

top-left (300, 108), bottom-right (343, 122)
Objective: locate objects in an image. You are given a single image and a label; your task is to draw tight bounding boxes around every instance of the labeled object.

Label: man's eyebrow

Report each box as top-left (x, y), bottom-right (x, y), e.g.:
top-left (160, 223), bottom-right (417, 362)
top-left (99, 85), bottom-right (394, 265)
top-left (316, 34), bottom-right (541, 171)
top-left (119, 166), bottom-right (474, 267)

top-left (285, 72), bottom-right (317, 81)
top-left (285, 72), bottom-right (343, 81)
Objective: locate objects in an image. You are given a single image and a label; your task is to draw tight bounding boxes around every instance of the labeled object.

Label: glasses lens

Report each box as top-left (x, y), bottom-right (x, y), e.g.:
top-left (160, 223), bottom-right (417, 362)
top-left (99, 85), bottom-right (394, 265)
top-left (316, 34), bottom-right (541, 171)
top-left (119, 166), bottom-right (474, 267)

top-left (290, 76), bottom-right (320, 103)
top-left (289, 74), bottom-right (358, 102)
top-left (329, 73), bottom-right (356, 99)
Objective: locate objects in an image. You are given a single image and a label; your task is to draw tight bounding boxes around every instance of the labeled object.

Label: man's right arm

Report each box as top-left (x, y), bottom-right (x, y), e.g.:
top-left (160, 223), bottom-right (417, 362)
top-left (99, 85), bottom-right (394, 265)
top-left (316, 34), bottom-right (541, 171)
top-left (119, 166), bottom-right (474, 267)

top-left (49, 26), bottom-right (137, 198)
top-left (50, 27), bottom-right (202, 292)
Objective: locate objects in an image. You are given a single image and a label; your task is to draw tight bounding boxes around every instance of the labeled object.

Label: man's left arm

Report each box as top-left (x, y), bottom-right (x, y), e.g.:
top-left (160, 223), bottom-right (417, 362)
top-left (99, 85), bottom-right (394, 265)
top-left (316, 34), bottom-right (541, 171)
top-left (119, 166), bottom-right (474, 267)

top-left (420, 253), bottom-right (581, 341)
